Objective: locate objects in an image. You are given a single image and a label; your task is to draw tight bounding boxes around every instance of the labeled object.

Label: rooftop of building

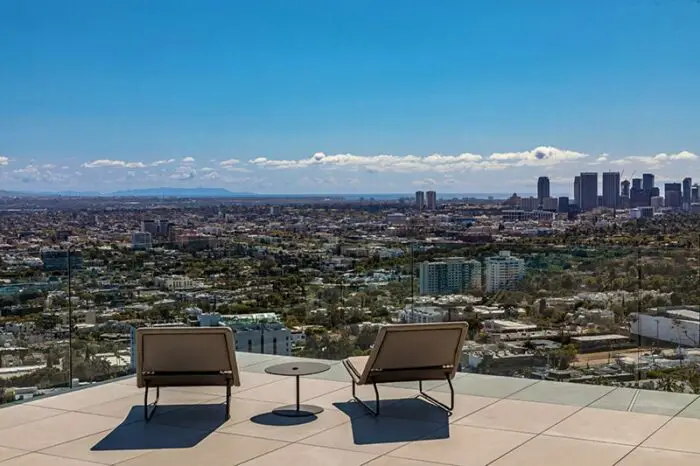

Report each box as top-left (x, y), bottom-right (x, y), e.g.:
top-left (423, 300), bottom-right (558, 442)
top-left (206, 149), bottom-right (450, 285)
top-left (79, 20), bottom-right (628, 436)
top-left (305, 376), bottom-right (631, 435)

top-left (1, 352), bottom-right (700, 465)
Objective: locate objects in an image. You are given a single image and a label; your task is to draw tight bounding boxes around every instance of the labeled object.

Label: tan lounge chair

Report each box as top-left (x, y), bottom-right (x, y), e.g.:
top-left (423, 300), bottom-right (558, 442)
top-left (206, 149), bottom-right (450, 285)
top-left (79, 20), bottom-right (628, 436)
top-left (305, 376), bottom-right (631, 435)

top-left (342, 322), bottom-right (468, 416)
top-left (136, 326), bottom-right (240, 421)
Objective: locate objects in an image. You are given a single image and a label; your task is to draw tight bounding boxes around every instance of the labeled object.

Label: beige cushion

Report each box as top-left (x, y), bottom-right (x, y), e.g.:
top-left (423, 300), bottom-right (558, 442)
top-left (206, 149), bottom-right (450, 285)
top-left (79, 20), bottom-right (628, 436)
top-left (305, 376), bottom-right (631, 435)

top-left (136, 327), bottom-right (240, 388)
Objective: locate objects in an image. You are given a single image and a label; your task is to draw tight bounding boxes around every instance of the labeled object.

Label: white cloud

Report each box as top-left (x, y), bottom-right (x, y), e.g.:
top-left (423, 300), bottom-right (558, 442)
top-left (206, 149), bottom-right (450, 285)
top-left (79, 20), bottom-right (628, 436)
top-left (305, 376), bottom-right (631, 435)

top-left (220, 158), bottom-right (240, 167)
top-left (12, 164), bottom-right (67, 184)
top-left (0, 156), bottom-right (10, 166)
top-left (151, 159), bottom-right (175, 166)
top-left (182, 156), bottom-right (195, 164)
top-left (611, 151), bottom-right (698, 167)
top-left (170, 166), bottom-right (196, 180)
top-left (82, 159), bottom-right (147, 169)
top-left (489, 146), bottom-right (588, 165)
top-left (249, 147), bottom-right (586, 173)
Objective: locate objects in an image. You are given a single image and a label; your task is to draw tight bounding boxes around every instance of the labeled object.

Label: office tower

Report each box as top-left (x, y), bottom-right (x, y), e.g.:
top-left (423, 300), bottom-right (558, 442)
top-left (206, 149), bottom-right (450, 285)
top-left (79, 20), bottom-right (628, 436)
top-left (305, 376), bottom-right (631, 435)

top-left (141, 219), bottom-right (158, 236)
top-left (573, 176), bottom-right (581, 207)
top-left (415, 191), bottom-right (425, 210)
top-left (642, 173), bottom-right (655, 191)
top-left (632, 178), bottom-right (642, 191)
top-left (602, 171), bottom-right (621, 208)
top-left (419, 258), bottom-right (482, 295)
top-left (484, 251), bottom-right (525, 293)
top-left (650, 187), bottom-right (660, 198)
top-left (158, 219), bottom-right (171, 238)
top-left (537, 176), bottom-right (550, 203)
top-left (665, 183), bottom-right (682, 208)
top-left (426, 190), bottom-right (438, 210)
top-left (683, 177), bottom-right (692, 207)
top-left (558, 196), bottom-right (570, 213)
top-left (621, 180), bottom-right (630, 198)
top-left (692, 185), bottom-right (699, 203)
top-left (579, 172), bottom-right (598, 211)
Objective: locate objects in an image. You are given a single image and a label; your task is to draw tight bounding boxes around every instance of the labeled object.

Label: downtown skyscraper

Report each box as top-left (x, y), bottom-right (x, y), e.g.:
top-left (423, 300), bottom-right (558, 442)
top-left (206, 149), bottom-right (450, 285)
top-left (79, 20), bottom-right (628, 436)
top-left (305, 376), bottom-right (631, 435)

top-left (602, 171), bottom-right (621, 209)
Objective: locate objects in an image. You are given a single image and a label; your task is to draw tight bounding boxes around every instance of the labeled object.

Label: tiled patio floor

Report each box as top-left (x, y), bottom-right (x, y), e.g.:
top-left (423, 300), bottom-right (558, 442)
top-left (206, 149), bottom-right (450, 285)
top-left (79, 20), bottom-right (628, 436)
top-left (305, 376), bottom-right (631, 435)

top-left (1, 353), bottom-right (700, 465)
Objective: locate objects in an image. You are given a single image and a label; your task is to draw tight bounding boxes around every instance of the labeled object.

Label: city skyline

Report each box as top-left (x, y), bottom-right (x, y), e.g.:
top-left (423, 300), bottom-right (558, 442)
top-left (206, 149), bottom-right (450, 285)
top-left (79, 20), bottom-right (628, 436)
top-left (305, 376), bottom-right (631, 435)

top-left (2, 1), bottom-right (699, 193)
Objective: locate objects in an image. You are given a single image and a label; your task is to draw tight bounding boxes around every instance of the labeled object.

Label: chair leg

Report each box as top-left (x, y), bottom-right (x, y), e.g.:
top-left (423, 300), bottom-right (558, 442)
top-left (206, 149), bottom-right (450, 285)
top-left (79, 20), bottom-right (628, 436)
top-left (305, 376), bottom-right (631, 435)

top-left (418, 377), bottom-right (454, 414)
top-left (351, 380), bottom-right (380, 416)
top-left (225, 380), bottom-right (231, 420)
top-left (144, 385), bottom-right (160, 422)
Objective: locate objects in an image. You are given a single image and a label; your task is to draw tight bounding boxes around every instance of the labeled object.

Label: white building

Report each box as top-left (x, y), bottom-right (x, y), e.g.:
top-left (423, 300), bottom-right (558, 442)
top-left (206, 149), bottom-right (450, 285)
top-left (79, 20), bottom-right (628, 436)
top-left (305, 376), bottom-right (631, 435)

top-left (154, 275), bottom-right (195, 291)
top-left (483, 251), bottom-right (525, 293)
top-left (419, 258), bottom-right (482, 295)
top-left (630, 308), bottom-right (700, 347)
top-left (399, 305), bottom-right (446, 323)
top-left (131, 232), bottom-right (153, 250)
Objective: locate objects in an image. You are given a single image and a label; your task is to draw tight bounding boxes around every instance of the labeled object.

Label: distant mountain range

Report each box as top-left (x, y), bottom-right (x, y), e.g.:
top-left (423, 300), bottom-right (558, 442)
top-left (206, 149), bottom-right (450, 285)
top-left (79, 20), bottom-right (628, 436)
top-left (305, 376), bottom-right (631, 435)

top-left (0, 187), bottom-right (256, 198)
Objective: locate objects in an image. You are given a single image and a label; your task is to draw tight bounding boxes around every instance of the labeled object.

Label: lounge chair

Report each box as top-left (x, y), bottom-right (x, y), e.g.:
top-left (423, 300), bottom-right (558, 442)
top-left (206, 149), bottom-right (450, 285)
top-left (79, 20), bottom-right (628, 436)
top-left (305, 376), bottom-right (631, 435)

top-left (135, 326), bottom-right (240, 421)
top-left (342, 322), bottom-right (468, 416)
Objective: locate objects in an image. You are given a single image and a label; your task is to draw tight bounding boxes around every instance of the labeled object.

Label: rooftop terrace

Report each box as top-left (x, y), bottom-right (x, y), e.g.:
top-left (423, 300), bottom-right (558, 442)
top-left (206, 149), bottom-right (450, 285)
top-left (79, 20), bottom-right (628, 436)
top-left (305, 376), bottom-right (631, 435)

top-left (1, 353), bottom-right (700, 466)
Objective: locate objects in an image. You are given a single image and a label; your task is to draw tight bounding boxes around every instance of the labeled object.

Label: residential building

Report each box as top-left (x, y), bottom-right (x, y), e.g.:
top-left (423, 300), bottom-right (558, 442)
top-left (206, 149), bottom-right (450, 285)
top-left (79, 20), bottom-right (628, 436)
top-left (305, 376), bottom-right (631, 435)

top-left (399, 305), bottom-right (445, 323)
top-left (518, 197), bottom-right (538, 211)
top-left (131, 232), bottom-right (153, 250)
top-left (415, 191), bottom-right (425, 210)
top-left (426, 190), bottom-right (438, 210)
top-left (602, 171), bottom-right (620, 208)
top-left (419, 258), bottom-right (482, 295)
top-left (41, 249), bottom-right (84, 272)
top-left (541, 197), bottom-right (558, 211)
top-left (483, 251), bottom-right (525, 293)
top-left (579, 172), bottom-right (598, 211)
top-left (537, 176), bottom-right (550, 203)
top-left (155, 275), bottom-right (195, 291)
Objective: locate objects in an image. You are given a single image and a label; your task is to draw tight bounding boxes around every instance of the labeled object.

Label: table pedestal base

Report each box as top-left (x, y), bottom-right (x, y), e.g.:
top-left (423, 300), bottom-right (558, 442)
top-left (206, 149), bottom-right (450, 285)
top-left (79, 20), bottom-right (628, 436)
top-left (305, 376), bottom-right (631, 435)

top-left (272, 404), bottom-right (324, 417)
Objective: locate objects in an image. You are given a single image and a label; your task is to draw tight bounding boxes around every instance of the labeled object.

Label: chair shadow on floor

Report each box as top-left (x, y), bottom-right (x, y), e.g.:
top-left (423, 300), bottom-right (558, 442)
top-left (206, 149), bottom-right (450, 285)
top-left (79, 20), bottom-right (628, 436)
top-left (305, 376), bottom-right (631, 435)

top-left (333, 397), bottom-right (450, 445)
top-left (91, 404), bottom-right (227, 451)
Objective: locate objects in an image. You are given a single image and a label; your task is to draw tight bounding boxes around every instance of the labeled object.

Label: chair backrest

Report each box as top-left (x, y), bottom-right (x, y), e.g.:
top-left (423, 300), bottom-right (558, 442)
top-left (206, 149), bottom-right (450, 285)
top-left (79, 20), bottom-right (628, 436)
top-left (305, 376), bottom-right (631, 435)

top-left (136, 326), bottom-right (239, 388)
top-left (359, 322), bottom-right (468, 384)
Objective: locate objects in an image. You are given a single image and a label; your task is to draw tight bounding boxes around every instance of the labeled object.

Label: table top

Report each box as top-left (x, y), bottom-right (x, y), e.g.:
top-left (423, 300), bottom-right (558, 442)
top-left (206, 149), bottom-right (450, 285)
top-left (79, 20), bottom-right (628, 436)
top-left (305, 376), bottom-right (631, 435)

top-left (265, 361), bottom-right (331, 377)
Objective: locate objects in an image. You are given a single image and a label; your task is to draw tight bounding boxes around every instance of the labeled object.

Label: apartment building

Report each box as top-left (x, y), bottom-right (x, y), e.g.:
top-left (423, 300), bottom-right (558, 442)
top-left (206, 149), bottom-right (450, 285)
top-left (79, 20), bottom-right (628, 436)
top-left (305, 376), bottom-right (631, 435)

top-left (419, 257), bottom-right (482, 295)
top-left (483, 251), bottom-right (525, 293)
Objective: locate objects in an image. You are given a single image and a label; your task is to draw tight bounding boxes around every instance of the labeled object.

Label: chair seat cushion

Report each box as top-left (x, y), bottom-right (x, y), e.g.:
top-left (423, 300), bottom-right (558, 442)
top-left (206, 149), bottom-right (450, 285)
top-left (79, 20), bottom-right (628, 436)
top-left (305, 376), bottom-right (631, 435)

top-left (345, 356), bottom-right (369, 380)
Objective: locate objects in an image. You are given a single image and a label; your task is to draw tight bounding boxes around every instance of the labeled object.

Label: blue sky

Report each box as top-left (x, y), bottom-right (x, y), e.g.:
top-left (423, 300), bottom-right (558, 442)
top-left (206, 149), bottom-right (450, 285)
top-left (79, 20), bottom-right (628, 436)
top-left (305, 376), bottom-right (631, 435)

top-left (1, 0), bottom-right (699, 194)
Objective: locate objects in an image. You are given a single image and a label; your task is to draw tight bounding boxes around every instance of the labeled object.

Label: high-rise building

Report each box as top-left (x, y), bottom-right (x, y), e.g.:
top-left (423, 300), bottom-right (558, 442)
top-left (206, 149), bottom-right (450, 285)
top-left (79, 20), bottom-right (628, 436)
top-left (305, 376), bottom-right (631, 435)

top-left (415, 191), bottom-right (425, 210)
top-left (602, 172), bottom-right (621, 208)
top-left (484, 251), bottom-right (525, 293)
top-left (579, 172), bottom-right (598, 211)
top-left (692, 185), bottom-right (699, 204)
top-left (131, 232), bottom-right (153, 250)
top-left (643, 173), bottom-right (655, 192)
top-left (542, 197), bottom-right (558, 211)
top-left (632, 178), bottom-right (642, 191)
top-left (573, 176), bottom-right (581, 207)
top-left (557, 196), bottom-right (570, 213)
top-left (621, 180), bottom-right (630, 198)
top-left (537, 176), bottom-right (550, 203)
top-left (682, 177), bottom-right (692, 208)
top-left (665, 183), bottom-right (682, 209)
top-left (426, 190), bottom-right (438, 210)
top-left (419, 258), bottom-right (482, 295)
top-left (141, 219), bottom-right (158, 236)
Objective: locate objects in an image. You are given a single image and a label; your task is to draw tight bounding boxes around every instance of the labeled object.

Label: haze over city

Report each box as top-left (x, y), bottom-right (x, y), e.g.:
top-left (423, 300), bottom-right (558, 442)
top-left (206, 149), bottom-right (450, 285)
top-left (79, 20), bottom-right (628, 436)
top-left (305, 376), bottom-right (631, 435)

top-left (1, 0), bottom-right (699, 194)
